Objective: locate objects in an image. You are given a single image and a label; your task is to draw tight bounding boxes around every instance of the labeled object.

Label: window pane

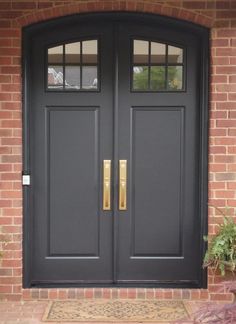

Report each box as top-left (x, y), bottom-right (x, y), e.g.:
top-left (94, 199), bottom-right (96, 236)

top-left (65, 66), bottom-right (80, 89)
top-left (48, 46), bottom-right (63, 64)
top-left (150, 66), bottom-right (165, 90)
top-left (133, 40), bottom-right (149, 64)
top-left (48, 66), bottom-right (63, 88)
top-left (133, 66), bottom-right (149, 91)
top-left (82, 40), bottom-right (97, 64)
top-left (151, 42), bottom-right (166, 64)
top-left (82, 66), bottom-right (98, 89)
top-left (168, 66), bottom-right (183, 90)
top-left (65, 42), bottom-right (80, 64)
top-left (168, 46), bottom-right (183, 63)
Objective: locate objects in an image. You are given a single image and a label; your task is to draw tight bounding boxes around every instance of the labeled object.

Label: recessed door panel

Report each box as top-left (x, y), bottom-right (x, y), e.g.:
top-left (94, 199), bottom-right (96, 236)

top-left (48, 107), bottom-right (100, 256)
top-left (130, 107), bottom-right (184, 257)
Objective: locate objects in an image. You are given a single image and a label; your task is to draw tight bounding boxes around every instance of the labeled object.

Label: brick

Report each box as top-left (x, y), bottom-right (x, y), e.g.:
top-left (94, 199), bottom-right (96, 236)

top-left (217, 29), bottom-right (236, 37)
top-left (209, 164), bottom-right (226, 172)
top-left (227, 182), bottom-right (236, 189)
top-left (216, 1), bottom-right (230, 9)
top-left (211, 39), bottom-right (229, 47)
top-left (215, 191), bottom-right (235, 199)
top-left (0, 93), bottom-right (11, 101)
top-left (211, 75), bottom-right (227, 83)
top-left (215, 137), bottom-right (236, 145)
top-left (215, 173), bottom-right (236, 181)
top-left (215, 155), bottom-right (236, 163)
top-left (0, 286), bottom-right (12, 293)
top-left (209, 146), bottom-right (226, 154)
top-left (1, 120), bottom-right (21, 128)
top-left (1, 191), bottom-right (21, 199)
top-left (209, 182), bottom-right (225, 189)
top-left (210, 293), bottom-right (233, 301)
top-left (228, 164), bottom-right (236, 172)
top-left (12, 2), bottom-right (36, 10)
top-left (2, 138), bottom-right (21, 145)
top-left (216, 66), bottom-right (236, 74)
top-left (216, 119), bottom-right (236, 127)
top-left (216, 84), bottom-right (236, 92)
top-left (216, 11), bottom-right (236, 19)
top-left (183, 1), bottom-right (206, 9)
top-left (229, 93), bottom-right (236, 101)
top-left (0, 57), bottom-right (12, 66)
top-left (38, 2), bottom-right (53, 9)
top-left (216, 48), bottom-right (236, 57)
top-left (0, 20), bottom-right (11, 28)
top-left (210, 129), bottom-right (227, 137)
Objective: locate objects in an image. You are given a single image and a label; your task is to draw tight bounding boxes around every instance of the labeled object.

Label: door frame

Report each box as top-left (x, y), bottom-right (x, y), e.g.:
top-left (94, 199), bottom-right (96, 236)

top-left (22, 12), bottom-right (209, 289)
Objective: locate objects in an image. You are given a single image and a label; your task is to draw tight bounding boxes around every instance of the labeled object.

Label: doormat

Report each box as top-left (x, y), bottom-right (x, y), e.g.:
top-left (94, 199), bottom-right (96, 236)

top-left (43, 299), bottom-right (190, 322)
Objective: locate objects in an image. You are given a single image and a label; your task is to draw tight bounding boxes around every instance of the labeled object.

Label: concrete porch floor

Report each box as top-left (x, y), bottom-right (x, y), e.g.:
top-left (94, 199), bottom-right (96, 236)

top-left (0, 300), bottom-right (201, 324)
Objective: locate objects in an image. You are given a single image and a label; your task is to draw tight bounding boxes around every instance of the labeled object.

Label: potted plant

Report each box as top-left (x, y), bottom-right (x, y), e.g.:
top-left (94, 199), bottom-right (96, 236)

top-left (203, 206), bottom-right (236, 276)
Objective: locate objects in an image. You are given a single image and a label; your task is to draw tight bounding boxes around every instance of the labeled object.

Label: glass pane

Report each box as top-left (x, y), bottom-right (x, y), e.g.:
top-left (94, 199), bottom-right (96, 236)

top-left (133, 66), bottom-right (149, 91)
top-left (48, 66), bottom-right (63, 88)
top-left (82, 40), bottom-right (98, 64)
top-left (48, 46), bottom-right (63, 64)
top-left (65, 42), bottom-right (80, 64)
top-left (82, 66), bottom-right (98, 89)
top-left (150, 66), bottom-right (166, 90)
top-left (168, 66), bottom-right (183, 90)
top-left (151, 42), bottom-right (166, 64)
top-left (133, 40), bottom-right (149, 64)
top-left (65, 66), bottom-right (80, 89)
top-left (168, 46), bottom-right (183, 63)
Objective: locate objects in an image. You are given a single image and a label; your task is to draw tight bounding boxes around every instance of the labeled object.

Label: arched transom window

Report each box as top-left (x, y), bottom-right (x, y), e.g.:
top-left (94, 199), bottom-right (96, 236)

top-left (47, 39), bottom-right (98, 91)
top-left (132, 39), bottom-right (184, 91)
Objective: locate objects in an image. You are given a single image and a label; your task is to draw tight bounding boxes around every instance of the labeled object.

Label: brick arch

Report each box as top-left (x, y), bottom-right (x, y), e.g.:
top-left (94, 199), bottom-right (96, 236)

top-left (15, 1), bottom-right (214, 28)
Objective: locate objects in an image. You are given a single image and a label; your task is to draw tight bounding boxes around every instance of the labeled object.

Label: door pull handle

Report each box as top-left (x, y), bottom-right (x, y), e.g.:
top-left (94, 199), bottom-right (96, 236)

top-left (119, 160), bottom-right (127, 210)
top-left (103, 160), bottom-right (111, 210)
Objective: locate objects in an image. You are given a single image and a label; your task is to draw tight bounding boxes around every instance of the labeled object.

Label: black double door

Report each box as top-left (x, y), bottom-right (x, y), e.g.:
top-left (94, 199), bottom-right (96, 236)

top-left (28, 17), bottom-right (203, 286)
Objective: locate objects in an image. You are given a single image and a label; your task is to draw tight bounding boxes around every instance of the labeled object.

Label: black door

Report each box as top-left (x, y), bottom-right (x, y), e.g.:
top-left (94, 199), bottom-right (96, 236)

top-left (24, 14), bottom-right (208, 287)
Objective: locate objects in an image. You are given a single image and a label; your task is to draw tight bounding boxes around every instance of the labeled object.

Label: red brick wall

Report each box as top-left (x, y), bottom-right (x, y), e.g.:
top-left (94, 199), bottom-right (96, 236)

top-left (0, 0), bottom-right (235, 301)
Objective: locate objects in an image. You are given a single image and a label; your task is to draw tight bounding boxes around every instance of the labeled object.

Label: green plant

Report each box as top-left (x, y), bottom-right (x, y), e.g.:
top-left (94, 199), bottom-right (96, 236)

top-left (203, 206), bottom-right (236, 276)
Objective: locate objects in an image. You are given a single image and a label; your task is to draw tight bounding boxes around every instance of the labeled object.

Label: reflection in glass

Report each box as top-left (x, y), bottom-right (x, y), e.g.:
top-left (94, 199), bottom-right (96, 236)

top-left (133, 66), bottom-right (149, 90)
top-left (168, 66), bottom-right (183, 90)
top-left (83, 40), bottom-right (98, 64)
top-left (65, 66), bottom-right (80, 89)
top-left (82, 66), bottom-right (98, 89)
top-left (48, 46), bottom-right (63, 64)
top-left (133, 40), bottom-right (149, 64)
top-left (150, 66), bottom-right (166, 90)
top-left (65, 42), bottom-right (80, 64)
top-left (151, 42), bottom-right (166, 64)
top-left (48, 66), bottom-right (63, 88)
top-left (168, 46), bottom-right (183, 63)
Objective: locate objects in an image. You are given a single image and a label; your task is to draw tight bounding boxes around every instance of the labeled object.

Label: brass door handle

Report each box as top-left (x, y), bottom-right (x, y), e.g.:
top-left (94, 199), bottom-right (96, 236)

top-left (119, 160), bottom-right (127, 210)
top-left (103, 160), bottom-right (111, 210)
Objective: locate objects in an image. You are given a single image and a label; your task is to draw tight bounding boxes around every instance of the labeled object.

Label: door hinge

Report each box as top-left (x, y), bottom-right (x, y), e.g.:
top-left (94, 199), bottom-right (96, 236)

top-left (22, 174), bottom-right (30, 186)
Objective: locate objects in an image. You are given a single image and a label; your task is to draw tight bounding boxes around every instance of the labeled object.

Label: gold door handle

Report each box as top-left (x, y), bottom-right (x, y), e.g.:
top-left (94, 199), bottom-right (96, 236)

top-left (103, 160), bottom-right (111, 210)
top-left (119, 160), bottom-right (127, 210)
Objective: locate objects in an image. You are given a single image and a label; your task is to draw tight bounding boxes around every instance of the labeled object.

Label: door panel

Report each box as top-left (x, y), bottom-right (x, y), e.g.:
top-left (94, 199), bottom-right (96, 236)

top-left (48, 107), bottom-right (100, 256)
top-left (116, 23), bottom-right (201, 284)
top-left (130, 107), bottom-right (184, 257)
